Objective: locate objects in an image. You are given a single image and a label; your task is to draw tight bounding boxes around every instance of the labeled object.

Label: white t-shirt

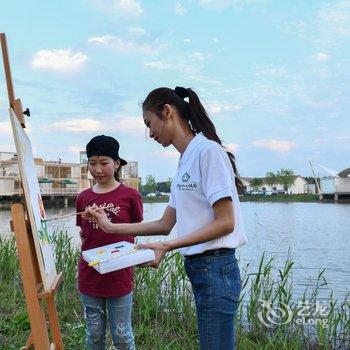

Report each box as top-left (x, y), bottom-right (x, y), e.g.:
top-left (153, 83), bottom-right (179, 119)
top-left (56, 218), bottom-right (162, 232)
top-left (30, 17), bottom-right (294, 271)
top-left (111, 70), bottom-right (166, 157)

top-left (168, 133), bottom-right (248, 256)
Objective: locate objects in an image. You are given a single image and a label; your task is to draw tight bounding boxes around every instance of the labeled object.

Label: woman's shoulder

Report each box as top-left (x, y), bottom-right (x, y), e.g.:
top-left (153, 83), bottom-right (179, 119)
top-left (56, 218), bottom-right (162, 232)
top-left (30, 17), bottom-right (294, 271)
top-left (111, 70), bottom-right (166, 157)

top-left (199, 137), bottom-right (226, 156)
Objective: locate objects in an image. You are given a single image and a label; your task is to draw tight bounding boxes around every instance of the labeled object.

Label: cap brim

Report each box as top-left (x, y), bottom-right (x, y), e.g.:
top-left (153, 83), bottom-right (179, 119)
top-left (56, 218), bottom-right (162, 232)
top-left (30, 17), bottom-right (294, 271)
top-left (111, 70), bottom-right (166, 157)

top-left (119, 158), bottom-right (127, 165)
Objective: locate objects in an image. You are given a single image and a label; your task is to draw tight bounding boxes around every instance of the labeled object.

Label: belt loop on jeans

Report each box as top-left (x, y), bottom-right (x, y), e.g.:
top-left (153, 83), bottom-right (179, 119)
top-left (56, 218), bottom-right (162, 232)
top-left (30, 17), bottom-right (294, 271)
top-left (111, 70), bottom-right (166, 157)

top-left (186, 248), bottom-right (235, 260)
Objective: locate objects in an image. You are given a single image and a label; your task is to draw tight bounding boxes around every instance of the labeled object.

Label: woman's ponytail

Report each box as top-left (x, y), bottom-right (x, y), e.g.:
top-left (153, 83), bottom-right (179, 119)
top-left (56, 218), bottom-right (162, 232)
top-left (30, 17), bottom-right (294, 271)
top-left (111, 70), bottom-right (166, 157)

top-left (143, 86), bottom-right (244, 193)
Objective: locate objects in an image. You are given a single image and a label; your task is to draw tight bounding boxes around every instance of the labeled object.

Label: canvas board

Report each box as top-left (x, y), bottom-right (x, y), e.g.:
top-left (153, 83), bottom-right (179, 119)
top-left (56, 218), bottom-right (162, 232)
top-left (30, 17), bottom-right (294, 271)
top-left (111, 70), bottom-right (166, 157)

top-left (9, 108), bottom-right (57, 291)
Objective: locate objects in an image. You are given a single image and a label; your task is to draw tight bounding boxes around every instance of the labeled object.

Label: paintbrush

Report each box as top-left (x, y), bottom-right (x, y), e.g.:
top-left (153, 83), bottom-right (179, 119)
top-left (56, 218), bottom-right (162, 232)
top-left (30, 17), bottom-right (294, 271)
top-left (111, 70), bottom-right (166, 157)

top-left (43, 206), bottom-right (108, 222)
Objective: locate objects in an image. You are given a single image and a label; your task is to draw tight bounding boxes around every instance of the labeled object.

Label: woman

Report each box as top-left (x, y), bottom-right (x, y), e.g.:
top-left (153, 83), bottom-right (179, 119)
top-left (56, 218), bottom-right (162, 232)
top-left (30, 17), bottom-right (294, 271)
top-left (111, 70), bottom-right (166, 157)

top-left (84, 87), bottom-right (248, 350)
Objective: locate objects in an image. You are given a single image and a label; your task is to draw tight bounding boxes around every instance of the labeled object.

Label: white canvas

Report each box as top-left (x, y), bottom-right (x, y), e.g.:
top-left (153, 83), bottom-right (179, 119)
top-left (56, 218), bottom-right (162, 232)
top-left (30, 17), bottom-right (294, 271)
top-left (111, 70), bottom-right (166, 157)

top-left (82, 241), bottom-right (155, 274)
top-left (9, 108), bottom-right (57, 290)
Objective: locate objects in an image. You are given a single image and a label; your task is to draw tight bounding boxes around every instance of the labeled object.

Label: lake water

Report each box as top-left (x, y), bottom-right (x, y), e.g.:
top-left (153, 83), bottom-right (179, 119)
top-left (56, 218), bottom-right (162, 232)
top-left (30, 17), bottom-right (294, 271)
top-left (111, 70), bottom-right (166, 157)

top-left (1, 201), bottom-right (349, 301)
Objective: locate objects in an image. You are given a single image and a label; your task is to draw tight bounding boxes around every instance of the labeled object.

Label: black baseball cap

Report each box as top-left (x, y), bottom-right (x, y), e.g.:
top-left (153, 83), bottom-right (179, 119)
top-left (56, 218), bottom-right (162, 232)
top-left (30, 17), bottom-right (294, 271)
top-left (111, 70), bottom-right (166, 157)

top-left (86, 135), bottom-right (127, 165)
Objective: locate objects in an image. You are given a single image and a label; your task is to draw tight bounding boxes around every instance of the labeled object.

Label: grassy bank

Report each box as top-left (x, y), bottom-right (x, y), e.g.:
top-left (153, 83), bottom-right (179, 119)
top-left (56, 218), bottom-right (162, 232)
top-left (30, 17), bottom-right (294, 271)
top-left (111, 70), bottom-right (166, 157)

top-left (143, 194), bottom-right (324, 204)
top-left (240, 194), bottom-right (320, 203)
top-left (0, 231), bottom-right (349, 349)
top-left (142, 196), bottom-right (169, 203)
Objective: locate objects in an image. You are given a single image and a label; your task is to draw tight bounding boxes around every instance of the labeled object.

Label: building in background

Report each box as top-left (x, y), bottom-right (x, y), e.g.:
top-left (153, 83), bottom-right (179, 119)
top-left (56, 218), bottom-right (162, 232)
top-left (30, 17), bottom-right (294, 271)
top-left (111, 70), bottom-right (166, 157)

top-left (242, 175), bottom-right (308, 194)
top-left (320, 167), bottom-right (350, 201)
top-left (0, 151), bottom-right (139, 198)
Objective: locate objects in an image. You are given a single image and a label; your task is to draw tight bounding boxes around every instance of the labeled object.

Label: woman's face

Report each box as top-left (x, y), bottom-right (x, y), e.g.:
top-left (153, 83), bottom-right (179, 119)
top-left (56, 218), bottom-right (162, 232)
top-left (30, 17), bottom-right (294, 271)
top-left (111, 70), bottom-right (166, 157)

top-left (88, 156), bottom-right (119, 184)
top-left (143, 107), bottom-right (173, 147)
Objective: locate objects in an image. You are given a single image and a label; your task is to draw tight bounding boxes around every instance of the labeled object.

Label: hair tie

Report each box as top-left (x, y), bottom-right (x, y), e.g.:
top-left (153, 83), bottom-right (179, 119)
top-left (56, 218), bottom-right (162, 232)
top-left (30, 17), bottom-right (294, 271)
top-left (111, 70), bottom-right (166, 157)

top-left (175, 86), bottom-right (189, 99)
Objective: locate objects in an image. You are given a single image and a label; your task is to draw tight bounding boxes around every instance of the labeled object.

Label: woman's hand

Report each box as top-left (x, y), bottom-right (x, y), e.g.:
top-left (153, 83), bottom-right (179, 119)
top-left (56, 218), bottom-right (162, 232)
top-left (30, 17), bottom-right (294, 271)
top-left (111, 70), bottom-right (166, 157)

top-left (81, 206), bottom-right (114, 233)
top-left (136, 242), bottom-right (170, 268)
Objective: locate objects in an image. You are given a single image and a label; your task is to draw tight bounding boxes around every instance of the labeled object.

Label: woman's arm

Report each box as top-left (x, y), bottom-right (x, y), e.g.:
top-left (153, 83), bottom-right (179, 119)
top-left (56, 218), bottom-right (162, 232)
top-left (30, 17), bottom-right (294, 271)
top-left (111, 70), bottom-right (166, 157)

top-left (83, 205), bottom-right (176, 236)
top-left (138, 197), bottom-right (235, 267)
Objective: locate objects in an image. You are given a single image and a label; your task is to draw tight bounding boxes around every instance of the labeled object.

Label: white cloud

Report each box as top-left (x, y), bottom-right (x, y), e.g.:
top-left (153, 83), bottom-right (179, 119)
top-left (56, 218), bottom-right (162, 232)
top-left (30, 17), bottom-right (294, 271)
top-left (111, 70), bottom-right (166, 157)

top-left (254, 66), bottom-right (287, 77)
top-left (206, 101), bottom-right (241, 115)
top-left (48, 119), bottom-right (103, 133)
top-left (88, 35), bottom-right (156, 55)
top-left (154, 150), bottom-right (179, 159)
top-left (68, 146), bottom-right (84, 154)
top-left (184, 38), bottom-right (192, 43)
top-left (129, 27), bottom-right (146, 36)
top-left (224, 143), bottom-right (240, 152)
top-left (212, 37), bottom-right (220, 43)
top-left (113, 0), bottom-right (143, 16)
top-left (112, 116), bottom-right (145, 136)
top-left (144, 60), bottom-right (199, 74)
top-left (252, 139), bottom-right (296, 153)
top-left (0, 144), bottom-right (15, 152)
top-left (0, 121), bottom-right (12, 134)
top-left (175, 2), bottom-right (187, 15)
top-left (184, 74), bottom-right (222, 86)
top-left (198, 0), bottom-right (268, 10)
top-left (91, 0), bottom-right (143, 17)
top-left (190, 52), bottom-right (210, 61)
top-left (312, 52), bottom-right (331, 62)
top-left (317, 1), bottom-right (350, 37)
top-left (32, 49), bottom-right (87, 72)
top-left (46, 116), bottom-right (144, 137)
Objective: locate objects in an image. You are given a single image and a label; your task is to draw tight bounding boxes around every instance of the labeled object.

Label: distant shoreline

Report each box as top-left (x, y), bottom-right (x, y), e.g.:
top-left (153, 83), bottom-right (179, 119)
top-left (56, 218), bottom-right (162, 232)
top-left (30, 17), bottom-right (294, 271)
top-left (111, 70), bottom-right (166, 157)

top-left (0, 194), bottom-right (348, 210)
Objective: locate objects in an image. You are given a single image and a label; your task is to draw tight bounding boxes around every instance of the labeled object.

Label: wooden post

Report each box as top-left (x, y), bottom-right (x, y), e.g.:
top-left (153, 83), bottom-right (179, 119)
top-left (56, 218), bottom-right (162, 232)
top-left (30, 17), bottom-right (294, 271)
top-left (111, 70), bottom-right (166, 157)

top-left (11, 204), bottom-right (64, 349)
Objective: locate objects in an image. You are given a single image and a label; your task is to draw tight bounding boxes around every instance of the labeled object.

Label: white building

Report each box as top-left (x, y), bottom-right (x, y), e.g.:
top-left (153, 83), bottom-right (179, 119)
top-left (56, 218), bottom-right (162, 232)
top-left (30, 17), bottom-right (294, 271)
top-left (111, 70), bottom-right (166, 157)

top-left (1, 151), bottom-right (140, 197)
top-left (242, 175), bottom-right (308, 194)
top-left (0, 152), bottom-right (88, 197)
top-left (320, 167), bottom-right (350, 200)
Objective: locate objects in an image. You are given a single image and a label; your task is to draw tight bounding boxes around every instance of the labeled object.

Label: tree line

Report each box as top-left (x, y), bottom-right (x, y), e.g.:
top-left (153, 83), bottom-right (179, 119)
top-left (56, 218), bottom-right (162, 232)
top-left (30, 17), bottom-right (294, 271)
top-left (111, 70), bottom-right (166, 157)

top-left (141, 170), bottom-right (316, 195)
top-left (249, 168), bottom-right (315, 193)
top-left (140, 175), bottom-right (171, 196)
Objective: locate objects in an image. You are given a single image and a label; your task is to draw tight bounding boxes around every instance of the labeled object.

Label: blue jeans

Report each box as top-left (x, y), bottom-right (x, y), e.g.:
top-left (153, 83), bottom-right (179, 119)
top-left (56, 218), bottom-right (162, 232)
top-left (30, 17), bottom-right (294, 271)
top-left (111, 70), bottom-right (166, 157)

top-left (80, 292), bottom-right (135, 350)
top-left (184, 250), bottom-right (241, 350)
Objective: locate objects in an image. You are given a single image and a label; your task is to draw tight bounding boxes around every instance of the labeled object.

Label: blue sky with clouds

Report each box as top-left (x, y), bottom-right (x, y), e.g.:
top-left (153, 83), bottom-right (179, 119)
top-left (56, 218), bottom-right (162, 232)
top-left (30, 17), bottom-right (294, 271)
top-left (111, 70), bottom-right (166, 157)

top-left (0, 0), bottom-right (349, 181)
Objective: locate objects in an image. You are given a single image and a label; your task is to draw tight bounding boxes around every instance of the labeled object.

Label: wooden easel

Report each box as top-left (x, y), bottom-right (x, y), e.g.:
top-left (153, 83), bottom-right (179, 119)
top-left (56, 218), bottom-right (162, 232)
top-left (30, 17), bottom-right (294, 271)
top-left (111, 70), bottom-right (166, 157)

top-left (1, 33), bottom-right (64, 349)
top-left (11, 205), bottom-right (64, 350)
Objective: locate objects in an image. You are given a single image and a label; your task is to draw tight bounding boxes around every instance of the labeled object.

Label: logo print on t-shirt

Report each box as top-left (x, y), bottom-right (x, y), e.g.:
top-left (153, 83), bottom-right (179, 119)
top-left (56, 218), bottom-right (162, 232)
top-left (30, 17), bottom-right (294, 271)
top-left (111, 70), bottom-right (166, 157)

top-left (182, 172), bottom-right (190, 182)
top-left (85, 202), bottom-right (120, 229)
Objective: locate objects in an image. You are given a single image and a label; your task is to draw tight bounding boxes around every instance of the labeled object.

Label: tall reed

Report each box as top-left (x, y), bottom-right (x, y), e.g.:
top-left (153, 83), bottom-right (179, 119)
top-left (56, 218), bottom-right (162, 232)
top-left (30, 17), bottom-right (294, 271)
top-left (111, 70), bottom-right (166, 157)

top-left (0, 230), bottom-right (348, 349)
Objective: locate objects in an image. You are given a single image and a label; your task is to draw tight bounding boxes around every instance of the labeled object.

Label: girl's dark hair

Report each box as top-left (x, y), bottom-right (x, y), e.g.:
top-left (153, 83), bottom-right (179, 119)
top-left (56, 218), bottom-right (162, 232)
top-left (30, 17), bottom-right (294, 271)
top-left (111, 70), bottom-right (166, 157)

top-left (114, 167), bottom-right (122, 182)
top-left (142, 87), bottom-right (244, 193)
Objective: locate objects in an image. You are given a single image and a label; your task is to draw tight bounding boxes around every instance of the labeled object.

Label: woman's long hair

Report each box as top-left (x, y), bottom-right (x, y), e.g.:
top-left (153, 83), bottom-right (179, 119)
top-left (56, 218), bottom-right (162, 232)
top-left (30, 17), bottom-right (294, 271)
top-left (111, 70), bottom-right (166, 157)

top-left (142, 87), bottom-right (244, 193)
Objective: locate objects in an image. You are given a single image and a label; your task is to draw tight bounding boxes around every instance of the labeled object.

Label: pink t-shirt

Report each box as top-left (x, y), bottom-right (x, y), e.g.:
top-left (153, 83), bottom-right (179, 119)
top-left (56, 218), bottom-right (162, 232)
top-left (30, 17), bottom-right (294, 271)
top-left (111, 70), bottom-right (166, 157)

top-left (76, 184), bottom-right (143, 297)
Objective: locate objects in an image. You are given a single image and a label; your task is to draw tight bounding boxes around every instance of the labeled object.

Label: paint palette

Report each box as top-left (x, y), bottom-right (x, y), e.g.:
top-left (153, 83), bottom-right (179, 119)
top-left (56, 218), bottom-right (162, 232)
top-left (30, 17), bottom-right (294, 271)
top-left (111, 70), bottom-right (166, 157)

top-left (82, 241), bottom-right (155, 274)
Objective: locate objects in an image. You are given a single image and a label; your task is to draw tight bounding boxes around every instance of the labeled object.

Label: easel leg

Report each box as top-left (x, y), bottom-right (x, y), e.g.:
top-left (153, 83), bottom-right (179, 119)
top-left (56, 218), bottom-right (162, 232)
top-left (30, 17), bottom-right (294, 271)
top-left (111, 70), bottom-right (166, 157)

top-left (47, 294), bottom-right (64, 350)
top-left (11, 204), bottom-right (52, 350)
top-left (20, 332), bottom-right (33, 350)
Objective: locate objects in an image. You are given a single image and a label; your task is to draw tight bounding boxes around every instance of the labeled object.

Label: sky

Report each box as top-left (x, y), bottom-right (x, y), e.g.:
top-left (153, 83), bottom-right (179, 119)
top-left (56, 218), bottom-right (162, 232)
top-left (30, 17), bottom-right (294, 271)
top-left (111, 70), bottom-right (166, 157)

top-left (0, 0), bottom-right (349, 182)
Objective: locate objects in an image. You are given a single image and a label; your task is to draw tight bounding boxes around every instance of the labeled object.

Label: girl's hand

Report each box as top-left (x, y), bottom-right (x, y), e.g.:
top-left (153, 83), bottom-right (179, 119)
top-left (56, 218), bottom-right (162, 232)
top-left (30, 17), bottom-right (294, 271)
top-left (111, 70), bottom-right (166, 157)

top-left (136, 242), bottom-right (170, 268)
top-left (82, 206), bottom-right (113, 232)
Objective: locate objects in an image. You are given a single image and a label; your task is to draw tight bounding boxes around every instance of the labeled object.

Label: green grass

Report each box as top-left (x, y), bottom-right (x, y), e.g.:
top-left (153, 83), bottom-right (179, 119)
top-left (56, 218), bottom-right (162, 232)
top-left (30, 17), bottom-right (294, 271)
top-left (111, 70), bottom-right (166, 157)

top-left (0, 232), bottom-right (349, 349)
top-left (240, 194), bottom-right (320, 202)
top-left (142, 196), bottom-right (170, 203)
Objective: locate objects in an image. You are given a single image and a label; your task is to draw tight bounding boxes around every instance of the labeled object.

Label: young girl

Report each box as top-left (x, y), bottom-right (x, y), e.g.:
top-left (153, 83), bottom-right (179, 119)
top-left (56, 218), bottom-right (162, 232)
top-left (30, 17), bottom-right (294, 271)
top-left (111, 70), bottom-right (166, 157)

top-left (85, 87), bottom-right (248, 350)
top-left (77, 135), bottom-right (143, 350)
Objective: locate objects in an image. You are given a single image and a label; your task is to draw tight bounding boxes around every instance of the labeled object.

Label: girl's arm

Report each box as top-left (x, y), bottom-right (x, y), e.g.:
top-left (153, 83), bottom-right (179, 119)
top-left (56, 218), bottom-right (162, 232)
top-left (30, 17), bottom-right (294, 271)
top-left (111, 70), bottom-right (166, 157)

top-left (138, 197), bottom-right (235, 267)
top-left (83, 205), bottom-right (176, 236)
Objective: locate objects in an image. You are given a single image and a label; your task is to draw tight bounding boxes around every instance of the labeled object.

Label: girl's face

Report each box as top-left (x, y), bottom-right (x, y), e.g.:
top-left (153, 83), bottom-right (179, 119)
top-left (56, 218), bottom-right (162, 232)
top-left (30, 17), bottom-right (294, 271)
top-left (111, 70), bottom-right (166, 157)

top-left (88, 156), bottom-right (119, 184)
top-left (143, 106), bottom-right (173, 147)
